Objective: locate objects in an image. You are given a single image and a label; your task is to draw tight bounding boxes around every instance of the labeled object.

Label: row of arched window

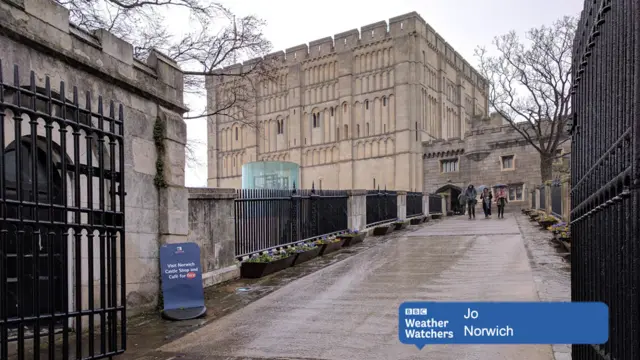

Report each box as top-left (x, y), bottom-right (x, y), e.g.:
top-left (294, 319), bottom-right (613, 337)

top-left (354, 47), bottom-right (394, 74)
top-left (304, 61), bottom-right (338, 85)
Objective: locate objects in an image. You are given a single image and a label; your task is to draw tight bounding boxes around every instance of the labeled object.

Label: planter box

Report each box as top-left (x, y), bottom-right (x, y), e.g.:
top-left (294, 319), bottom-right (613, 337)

top-left (373, 224), bottom-right (393, 236)
top-left (394, 221), bottom-right (410, 230)
top-left (318, 239), bottom-right (345, 256)
top-left (291, 247), bottom-right (321, 266)
top-left (240, 255), bottom-right (295, 279)
top-left (431, 214), bottom-right (442, 220)
top-left (539, 220), bottom-right (557, 228)
top-left (410, 216), bottom-right (424, 225)
top-left (340, 232), bottom-right (366, 247)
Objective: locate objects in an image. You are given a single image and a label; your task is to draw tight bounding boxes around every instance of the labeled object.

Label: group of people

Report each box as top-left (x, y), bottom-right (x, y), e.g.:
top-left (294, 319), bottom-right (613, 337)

top-left (457, 185), bottom-right (508, 219)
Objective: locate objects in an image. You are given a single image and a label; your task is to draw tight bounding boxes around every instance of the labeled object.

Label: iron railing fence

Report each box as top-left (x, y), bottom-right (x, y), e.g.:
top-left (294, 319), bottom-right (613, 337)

top-left (531, 190), bottom-right (537, 209)
top-left (538, 185), bottom-right (546, 210)
top-left (428, 194), bottom-right (443, 215)
top-left (365, 189), bottom-right (398, 226)
top-left (406, 192), bottom-right (423, 217)
top-left (0, 61), bottom-right (126, 359)
top-left (551, 181), bottom-right (563, 218)
top-left (234, 186), bottom-right (348, 257)
top-left (571, 1), bottom-right (639, 359)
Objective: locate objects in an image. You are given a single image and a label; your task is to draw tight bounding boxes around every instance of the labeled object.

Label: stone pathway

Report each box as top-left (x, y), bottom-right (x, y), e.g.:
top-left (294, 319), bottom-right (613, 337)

top-left (515, 214), bottom-right (572, 360)
top-left (147, 215), bottom-right (561, 360)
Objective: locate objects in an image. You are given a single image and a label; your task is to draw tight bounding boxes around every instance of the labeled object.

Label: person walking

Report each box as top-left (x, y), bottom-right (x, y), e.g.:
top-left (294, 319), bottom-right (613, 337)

top-left (495, 187), bottom-right (508, 219)
top-left (464, 185), bottom-right (477, 219)
top-left (458, 192), bottom-right (468, 215)
top-left (480, 188), bottom-right (493, 218)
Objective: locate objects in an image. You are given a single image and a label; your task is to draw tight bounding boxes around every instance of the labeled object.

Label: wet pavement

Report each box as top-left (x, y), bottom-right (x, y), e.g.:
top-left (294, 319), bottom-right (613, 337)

top-left (142, 215), bottom-right (564, 360)
top-left (515, 214), bottom-right (572, 360)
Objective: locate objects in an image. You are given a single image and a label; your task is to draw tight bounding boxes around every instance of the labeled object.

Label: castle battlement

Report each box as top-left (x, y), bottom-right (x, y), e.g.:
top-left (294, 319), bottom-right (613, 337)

top-left (215, 11), bottom-right (486, 88)
top-left (1, 0), bottom-right (185, 106)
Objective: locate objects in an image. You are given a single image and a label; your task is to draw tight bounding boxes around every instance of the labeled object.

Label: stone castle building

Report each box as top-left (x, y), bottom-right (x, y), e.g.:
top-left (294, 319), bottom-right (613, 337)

top-left (207, 11), bottom-right (490, 191)
top-left (423, 113), bottom-right (571, 211)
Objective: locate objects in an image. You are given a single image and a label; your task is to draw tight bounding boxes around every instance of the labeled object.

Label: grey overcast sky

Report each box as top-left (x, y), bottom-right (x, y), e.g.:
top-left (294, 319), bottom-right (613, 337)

top-left (182, 0), bottom-right (584, 187)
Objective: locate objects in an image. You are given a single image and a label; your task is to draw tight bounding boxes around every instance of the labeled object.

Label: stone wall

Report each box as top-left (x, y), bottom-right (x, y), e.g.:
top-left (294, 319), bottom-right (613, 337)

top-left (423, 122), bottom-right (571, 209)
top-left (0, 0), bottom-right (188, 317)
top-left (186, 188), bottom-right (240, 287)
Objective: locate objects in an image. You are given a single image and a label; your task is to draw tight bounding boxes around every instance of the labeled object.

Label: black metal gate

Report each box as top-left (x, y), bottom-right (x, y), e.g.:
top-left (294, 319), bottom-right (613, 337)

top-left (0, 61), bottom-right (126, 359)
top-left (571, 1), bottom-right (639, 359)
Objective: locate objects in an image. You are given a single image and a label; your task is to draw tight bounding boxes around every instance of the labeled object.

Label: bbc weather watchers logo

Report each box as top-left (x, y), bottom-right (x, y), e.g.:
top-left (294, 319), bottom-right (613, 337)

top-left (405, 308), bottom-right (428, 316)
top-left (175, 246), bottom-right (184, 254)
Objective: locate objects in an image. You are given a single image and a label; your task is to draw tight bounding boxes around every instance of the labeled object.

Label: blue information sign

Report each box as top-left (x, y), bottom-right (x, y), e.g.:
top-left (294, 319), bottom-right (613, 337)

top-left (160, 242), bottom-right (206, 321)
top-left (399, 302), bottom-right (608, 348)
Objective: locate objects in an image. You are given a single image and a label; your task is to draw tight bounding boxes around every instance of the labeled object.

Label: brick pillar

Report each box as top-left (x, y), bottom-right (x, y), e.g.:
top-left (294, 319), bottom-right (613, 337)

top-left (186, 188), bottom-right (239, 287)
top-left (347, 190), bottom-right (368, 231)
top-left (441, 196), bottom-right (447, 215)
top-left (422, 192), bottom-right (429, 216)
top-left (397, 191), bottom-right (407, 221)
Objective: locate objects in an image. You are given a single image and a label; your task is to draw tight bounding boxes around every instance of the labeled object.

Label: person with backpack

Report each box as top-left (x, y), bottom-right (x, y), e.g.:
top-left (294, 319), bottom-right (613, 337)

top-left (464, 184), bottom-right (477, 219)
top-left (458, 192), bottom-right (468, 215)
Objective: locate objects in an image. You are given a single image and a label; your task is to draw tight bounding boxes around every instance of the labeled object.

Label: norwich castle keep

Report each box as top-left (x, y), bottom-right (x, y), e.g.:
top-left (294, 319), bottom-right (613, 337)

top-left (207, 11), bottom-right (490, 192)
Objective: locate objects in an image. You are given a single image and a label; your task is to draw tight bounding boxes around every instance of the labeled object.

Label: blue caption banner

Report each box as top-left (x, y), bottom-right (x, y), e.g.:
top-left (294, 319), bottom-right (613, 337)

top-left (399, 302), bottom-right (608, 348)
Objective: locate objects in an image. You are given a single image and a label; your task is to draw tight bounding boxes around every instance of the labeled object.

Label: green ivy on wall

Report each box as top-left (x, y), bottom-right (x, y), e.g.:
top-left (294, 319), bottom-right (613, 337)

top-left (153, 117), bottom-right (168, 188)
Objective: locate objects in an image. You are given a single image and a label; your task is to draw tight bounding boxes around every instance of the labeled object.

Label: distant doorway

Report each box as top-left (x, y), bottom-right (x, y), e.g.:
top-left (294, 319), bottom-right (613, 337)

top-left (435, 184), bottom-right (462, 214)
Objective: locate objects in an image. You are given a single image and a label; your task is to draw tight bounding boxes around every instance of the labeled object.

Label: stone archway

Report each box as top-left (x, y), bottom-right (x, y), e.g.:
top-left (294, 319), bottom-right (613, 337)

top-left (435, 184), bottom-right (463, 215)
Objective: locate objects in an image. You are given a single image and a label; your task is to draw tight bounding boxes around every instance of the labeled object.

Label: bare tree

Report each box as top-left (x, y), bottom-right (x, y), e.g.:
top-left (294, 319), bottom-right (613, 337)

top-left (57, 0), bottom-right (277, 170)
top-left (475, 16), bottom-right (576, 181)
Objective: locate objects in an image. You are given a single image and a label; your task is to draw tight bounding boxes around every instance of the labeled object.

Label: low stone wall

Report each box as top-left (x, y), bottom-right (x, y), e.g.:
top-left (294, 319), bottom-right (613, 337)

top-left (187, 188), bottom-right (240, 287)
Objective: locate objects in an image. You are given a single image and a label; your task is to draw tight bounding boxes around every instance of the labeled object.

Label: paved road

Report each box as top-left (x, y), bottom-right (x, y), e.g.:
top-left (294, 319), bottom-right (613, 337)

top-left (158, 217), bottom-right (554, 360)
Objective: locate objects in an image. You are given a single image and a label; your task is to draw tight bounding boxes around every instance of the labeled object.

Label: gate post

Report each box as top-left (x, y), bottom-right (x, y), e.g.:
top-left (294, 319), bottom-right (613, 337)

top-left (397, 191), bottom-right (407, 220)
top-left (422, 192), bottom-right (430, 215)
top-left (544, 180), bottom-right (552, 214)
top-left (535, 188), bottom-right (540, 209)
top-left (347, 190), bottom-right (367, 231)
top-left (561, 176), bottom-right (571, 222)
top-left (290, 183), bottom-right (300, 241)
top-left (310, 183), bottom-right (319, 236)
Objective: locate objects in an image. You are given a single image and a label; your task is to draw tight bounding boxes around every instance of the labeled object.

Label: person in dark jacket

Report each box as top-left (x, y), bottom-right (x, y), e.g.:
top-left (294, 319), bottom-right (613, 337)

top-left (480, 188), bottom-right (493, 218)
top-left (458, 192), bottom-right (468, 215)
top-left (464, 185), bottom-right (477, 219)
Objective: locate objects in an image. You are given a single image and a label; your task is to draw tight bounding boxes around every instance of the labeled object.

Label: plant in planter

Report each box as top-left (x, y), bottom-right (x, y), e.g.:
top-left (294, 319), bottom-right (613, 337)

top-left (373, 222), bottom-right (394, 236)
top-left (394, 219), bottom-right (410, 230)
top-left (547, 222), bottom-right (568, 234)
top-left (290, 242), bottom-right (321, 266)
top-left (240, 249), bottom-right (295, 279)
top-left (538, 215), bottom-right (559, 228)
top-left (339, 229), bottom-right (366, 247)
top-left (314, 235), bottom-right (344, 256)
top-left (558, 230), bottom-right (571, 242)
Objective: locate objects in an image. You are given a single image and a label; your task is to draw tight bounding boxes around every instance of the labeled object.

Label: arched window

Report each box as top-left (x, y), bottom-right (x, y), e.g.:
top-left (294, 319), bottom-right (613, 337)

top-left (357, 124), bottom-right (360, 137)
top-left (383, 96), bottom-right (387, 106)
top-left (235, 127), bottom-right (239, 141)
top-left (344, 124), bottom-right (349, 139)
top-left (373, 178), bottom-right (376, 189)
top-left (330, 107), bottom-right (334, 117)
top-left (3, 138), bottom-right (65, 319)
top-left (336, 127), bottom-right (340, 141)
top-left (365, 100), bottom-right (369, 110)
top-left (343, 103), bottom-right (347, 112)
top-left (366, 123), bottom-right (370, 136)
